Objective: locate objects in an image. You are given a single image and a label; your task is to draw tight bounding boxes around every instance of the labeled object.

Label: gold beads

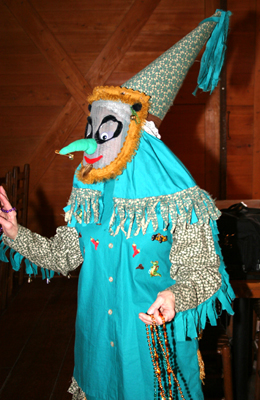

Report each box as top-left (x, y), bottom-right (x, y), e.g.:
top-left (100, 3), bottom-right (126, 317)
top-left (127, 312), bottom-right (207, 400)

top-left (145, 313), bottom-right (185, 400)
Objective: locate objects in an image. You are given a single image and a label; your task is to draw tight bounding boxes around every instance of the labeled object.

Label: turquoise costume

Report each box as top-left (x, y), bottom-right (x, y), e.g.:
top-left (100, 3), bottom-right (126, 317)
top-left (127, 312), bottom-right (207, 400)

top-left (0, 10), bottom-right (234, 399)
top-left (64, 130), bottom-right (234, 399)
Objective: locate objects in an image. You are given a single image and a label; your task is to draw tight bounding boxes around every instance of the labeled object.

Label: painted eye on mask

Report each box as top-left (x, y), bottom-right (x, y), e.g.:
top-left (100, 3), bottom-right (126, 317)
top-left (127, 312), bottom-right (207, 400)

top-left (95, 115), bottom-right (123, 144)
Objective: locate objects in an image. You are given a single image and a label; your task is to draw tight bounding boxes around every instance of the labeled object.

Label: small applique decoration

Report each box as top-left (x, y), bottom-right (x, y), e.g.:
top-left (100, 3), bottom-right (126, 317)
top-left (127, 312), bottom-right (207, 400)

top-left (149, 261), bottom-right (161, 277)
top-left (78, 232), bottom-right (82, 238)
top-left (151, 233), bottom-right (168, 243)
top-left (136, 264), bottom-right (144, 270)
top-left (132, 243), bottom-right (140, 258)
top-left (91, 238), bottom-right (99, 250)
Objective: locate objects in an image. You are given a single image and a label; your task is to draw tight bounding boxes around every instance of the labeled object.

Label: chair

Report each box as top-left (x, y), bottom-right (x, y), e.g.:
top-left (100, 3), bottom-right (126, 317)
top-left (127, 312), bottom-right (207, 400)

top-left (0, 164), bottom-right (30, 310)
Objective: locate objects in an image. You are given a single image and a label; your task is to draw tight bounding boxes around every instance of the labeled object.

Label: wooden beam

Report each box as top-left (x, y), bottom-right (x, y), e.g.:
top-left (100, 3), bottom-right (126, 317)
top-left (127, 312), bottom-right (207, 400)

top-left (8, 0), bottom-right (161, 192)
top-left (87, 0), bottom-right (162, 87)
top-left (2, 0), bottom-right (92, 115)
top-left (253, 0), bottom-right (260, 198)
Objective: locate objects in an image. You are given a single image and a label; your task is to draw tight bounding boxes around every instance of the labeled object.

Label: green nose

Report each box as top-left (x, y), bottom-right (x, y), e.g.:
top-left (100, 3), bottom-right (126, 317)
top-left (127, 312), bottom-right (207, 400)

top-left (59, 138), bottom-right (97, 155)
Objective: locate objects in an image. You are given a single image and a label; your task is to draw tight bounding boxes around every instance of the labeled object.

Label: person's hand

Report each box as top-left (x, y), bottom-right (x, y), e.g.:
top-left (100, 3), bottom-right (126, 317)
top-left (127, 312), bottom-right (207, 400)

top-left (0, 186), bottom-right (18, 240)
top-left (139, 290), bottom-right (176, 325)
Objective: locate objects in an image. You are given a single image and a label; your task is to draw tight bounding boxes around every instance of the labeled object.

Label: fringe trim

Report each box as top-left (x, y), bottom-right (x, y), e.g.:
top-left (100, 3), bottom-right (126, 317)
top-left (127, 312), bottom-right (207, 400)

top-left (173, 266), bottom-right (234, 341)
top-left (0, 233), bottom-right (55, 280)
top-left (110, 186), bottom-right (220, 238)
top-left (64, 187), bottom-right (102, 226)
top-left (0, 235), bottom-right (9, 262)
top-left (173, 219), bottom-right (235, 341)
top-left (64, 186), bottom-right (221, 238)
top-left (77, 86), bottom-right (150, 184)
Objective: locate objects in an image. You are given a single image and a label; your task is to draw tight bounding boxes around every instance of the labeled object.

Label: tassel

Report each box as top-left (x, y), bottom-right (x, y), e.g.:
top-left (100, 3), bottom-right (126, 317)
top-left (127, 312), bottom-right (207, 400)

top-left (41, 267), bottom-right (46, 280)
top-left (25, 258), bottom-right (34, 275)
top-left (193, 9), bottom-right (232, 95)
top-left (10, 249), bottom-right (21, 271)
top-left (0, 239), bottom-right (9, 262)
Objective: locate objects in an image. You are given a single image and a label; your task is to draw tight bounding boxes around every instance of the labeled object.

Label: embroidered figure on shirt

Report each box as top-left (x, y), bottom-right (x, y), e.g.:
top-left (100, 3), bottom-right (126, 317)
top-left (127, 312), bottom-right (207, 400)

top-left (151, 233), bottom-right (168, 243)
top-left (149, 261), bottom-right (161, 277)
top-left (91, 238), bottom-right (99, 250)
top-left (132, 243), bottom-right (140, 257)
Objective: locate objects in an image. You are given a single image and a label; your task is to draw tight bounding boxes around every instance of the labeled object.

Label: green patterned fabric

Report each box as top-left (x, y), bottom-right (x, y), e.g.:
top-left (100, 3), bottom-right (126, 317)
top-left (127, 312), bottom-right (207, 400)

top-left (123, 17), bottom-right (218, 120)
top-left (64, 185), bottom-right (220, 240)
top-left (2, 225), bottom-right (83, 276)
top-left (64, 187), bottom-right (102, 225)
top-left (166, 222), bottom-right (221, 312)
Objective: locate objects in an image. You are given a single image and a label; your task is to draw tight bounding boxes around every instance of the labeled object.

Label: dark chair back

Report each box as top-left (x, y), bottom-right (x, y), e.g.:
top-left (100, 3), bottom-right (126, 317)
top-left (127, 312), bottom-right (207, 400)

top-left (0, 164), bottom-right (30, 310)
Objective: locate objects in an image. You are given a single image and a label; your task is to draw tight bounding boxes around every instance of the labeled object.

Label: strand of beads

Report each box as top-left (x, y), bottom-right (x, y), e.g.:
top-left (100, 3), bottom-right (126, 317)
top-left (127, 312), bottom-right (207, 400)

top-left (146, 314), bottom-right (186, 400)
top-left (146, 323), bottom-right (167, 400)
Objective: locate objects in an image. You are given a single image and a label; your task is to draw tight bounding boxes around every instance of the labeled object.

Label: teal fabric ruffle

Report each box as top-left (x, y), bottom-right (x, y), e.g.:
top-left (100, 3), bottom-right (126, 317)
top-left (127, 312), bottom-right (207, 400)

top-left (173, 220), bottom-right (235, 341)
top-left (193, 9), bottom-right (232, 95)
top-left (0, 233), bottom-right (54, 280)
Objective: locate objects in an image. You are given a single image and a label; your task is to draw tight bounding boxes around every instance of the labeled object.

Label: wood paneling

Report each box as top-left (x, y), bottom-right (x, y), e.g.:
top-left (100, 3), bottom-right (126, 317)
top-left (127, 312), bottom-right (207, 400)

top-left (226, 0), bottom-right (258, 199)
top-left (0, 0), bottom-right (259, 235)
top-left (3, 0), bottom-right (92, 114)
top-left (253, 0), bottom-right (260, 198)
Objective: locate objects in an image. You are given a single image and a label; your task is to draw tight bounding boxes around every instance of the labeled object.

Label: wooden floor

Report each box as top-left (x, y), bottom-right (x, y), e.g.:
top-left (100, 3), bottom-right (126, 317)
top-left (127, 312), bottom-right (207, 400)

top-left (0, 276), bottom-right (78, 400)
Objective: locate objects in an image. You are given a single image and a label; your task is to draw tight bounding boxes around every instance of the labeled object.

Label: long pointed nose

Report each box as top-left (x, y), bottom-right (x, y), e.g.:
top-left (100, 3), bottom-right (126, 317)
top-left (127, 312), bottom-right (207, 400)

top-left (59, 138), bottom-right (97, 155)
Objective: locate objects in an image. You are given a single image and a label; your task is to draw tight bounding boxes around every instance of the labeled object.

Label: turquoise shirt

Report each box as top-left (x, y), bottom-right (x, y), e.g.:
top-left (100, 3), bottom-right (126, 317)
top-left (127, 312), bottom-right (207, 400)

top-left (65, 131), bottom-right (234, 400)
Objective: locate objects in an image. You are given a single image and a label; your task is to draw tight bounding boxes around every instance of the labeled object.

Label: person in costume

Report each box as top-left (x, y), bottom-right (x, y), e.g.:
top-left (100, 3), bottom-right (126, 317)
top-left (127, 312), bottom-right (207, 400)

top-left (0, 10), bottom-right (234, 400)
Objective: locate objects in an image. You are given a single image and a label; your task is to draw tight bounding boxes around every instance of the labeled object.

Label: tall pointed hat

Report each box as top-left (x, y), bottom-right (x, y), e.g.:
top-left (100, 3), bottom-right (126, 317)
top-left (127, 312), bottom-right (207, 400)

top-left (57, 9), bottom-right (231, 185)
top-left (123, 10), bottom-right (231, 123)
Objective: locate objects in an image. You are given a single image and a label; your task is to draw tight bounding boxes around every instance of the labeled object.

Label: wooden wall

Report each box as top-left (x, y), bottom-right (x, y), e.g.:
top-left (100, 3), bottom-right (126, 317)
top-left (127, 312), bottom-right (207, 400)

top-left (226, 0), bottom-right (260, 200)
top-left (0, 0), bottom-right (259, 236)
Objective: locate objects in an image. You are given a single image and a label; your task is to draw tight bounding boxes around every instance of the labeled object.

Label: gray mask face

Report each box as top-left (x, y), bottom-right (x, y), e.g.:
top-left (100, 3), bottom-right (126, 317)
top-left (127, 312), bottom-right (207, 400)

top-left (83, 100), bottom-right (131, 169)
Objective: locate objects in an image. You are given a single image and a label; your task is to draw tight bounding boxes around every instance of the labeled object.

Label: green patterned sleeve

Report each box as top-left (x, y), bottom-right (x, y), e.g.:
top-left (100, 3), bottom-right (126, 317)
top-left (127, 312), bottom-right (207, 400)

top-left (165, 222), bottom-right (222, 313)
top-left (2, 225), bottom-right (83, 276)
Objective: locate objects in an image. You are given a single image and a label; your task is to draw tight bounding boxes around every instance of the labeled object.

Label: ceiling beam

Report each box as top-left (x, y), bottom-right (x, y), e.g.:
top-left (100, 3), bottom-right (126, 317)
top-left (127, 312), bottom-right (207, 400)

top-left (2, 0), bottom-right (161, 192)
top-left (3, 0), bottom-right (92, 114)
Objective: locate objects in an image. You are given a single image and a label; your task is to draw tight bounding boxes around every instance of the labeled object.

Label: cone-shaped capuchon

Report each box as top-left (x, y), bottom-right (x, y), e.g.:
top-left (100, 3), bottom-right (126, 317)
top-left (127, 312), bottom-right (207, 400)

top-left (123, 10), bottom-right (231, 122)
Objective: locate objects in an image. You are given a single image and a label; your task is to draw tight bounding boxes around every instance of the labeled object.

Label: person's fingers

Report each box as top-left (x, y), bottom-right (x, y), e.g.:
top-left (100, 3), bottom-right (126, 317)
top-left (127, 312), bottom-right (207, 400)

top-left (138, 311), bottom-right (164, 325)
top-left (138, 312), bottom-right (154, 325)
top-left (0, 189), bottom-right (13, 210)
top-left (0, 186), bottom-right (6, 196)
top-left (160, 308), bottom-right (175, 323)
top-left (152, 308), bottom-right (164, 325)
top-left (146, 296), bottom-right (163, 315)
top-left (0, 215), bottom-right (13, 231)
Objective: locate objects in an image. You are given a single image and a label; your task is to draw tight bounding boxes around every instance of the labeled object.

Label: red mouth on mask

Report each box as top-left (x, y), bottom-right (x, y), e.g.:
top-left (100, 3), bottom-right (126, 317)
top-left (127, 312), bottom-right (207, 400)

top-left (84, 155), bottom-right (103, 164)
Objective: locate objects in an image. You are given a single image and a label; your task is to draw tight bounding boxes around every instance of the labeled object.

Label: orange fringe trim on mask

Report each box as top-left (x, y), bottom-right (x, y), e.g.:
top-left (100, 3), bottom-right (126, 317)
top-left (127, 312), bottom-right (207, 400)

top-left (77, 86), bottom-right (150, 184)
